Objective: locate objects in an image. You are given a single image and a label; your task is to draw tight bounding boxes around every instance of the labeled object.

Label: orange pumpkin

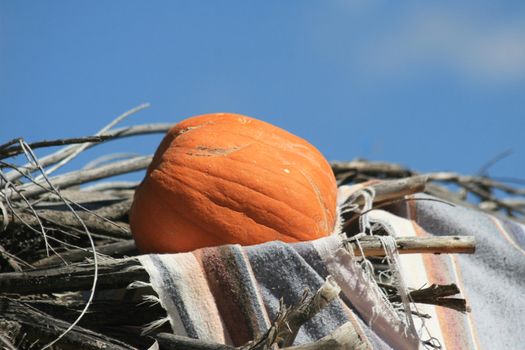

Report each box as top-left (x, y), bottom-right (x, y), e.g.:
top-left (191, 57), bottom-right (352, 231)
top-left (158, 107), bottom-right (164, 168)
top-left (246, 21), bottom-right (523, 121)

top-left (130, 113), bottom-right (338, 253)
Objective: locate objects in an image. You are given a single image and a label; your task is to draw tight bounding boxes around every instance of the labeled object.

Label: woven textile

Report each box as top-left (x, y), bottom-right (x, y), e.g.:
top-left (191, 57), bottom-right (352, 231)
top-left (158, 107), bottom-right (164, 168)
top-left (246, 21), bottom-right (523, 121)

top-left (139, 234), bottom-right (418, 349)
top-left (138, 193), bottom-right (525, 349)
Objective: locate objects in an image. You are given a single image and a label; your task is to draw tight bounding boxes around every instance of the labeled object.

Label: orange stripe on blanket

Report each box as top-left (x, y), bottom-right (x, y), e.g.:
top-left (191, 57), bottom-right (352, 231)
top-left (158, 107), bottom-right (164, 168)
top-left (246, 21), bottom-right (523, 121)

top-left (368, 208), bottom-right (444, 346)
top-left (407, 199), bottom-right (481, 350)
top-left (449, 254), bottom-right (482, 350)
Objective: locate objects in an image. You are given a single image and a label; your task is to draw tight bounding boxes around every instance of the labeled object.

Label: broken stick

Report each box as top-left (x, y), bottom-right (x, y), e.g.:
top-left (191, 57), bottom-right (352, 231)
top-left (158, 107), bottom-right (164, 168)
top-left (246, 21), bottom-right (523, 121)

top-left (347, 235), bottom-right (475, 256)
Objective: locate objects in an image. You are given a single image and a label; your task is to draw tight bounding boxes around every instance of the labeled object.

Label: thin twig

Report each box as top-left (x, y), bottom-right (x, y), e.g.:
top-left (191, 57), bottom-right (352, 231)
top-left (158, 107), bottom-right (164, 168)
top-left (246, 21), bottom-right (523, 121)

top-left (0, 136), bottom-right (114, 160)
top-left (386, 283), bottom-right (469, 313)
top-left (344, 197), bottom-right (455, 230)
top-left (16, 140), bottom-right (99, 350)
top-left (36, 103), bottom-right (150, 180)
top-left (3, 122), bottom-right (171, 183)
top-left (333, 159), bottom-right (525, 220)
top-left (0, 333), bottom-right (17, 350)
top-left (477, 149), bottom-right (513, 176)
top-left (241, 276), bottom-right (341, 349)
top-left (7, 155), bottom-right (152, 200)
top-left (33, 240), bottom-right (137, 267)
top-left (0, 297), bottom-right (136, 350)
top-left (0, 258), bottom-right (146, 294)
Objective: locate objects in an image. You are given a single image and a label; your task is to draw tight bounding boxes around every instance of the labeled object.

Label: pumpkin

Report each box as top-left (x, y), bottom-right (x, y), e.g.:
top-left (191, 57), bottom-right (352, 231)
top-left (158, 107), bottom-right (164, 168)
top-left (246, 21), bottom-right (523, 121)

top-left (130, 113), bottom-right (338, 253)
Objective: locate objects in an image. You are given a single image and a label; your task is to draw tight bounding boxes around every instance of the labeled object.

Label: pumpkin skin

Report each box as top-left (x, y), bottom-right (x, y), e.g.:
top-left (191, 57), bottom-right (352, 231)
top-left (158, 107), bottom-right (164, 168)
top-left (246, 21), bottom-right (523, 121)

top-left (130, 113), bottom-right (338, 253)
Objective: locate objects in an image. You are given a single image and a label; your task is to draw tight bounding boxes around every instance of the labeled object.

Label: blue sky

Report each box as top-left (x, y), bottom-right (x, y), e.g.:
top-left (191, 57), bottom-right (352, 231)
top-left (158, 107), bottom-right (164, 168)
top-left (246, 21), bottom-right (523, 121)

top-left (1, 1), bottom-right (524, 181)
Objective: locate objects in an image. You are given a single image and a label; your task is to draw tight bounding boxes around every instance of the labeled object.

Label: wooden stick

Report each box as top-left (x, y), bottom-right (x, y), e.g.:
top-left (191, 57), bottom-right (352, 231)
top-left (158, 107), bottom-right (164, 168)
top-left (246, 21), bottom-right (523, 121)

top-left (20, 298), bottom-right (167, 330)
top-left (388, 283), bottom-right (469, 312)
top-left (381, 282), bottom-right (469, 312)
top-left (7, 156), bottom-right (152, 200)
top-left (331, 160), bottom-right (412, 178)
top-left (0, 258), bottom-right (147, 294)
top-left (352, 175), bottom-right (428, 205)
top-left (33, 240), bottom-right (137, 267)
top-left (332, 159), bottom-right (525, 221)
top-left (242, 276), bottom-right (342, 349)
top-left (347, 235), bottom-right (475, 256)
top-left (3, 208), bottom-right (131, 239)
top-left (0, 333), bottom-right (17, 350)
top-left (3, 123), bottom-right (171, 183)
top-left (279, 276), bottom-right (341, 347)
top-left (0, 135), bottom-right (114, 160)
top-left (0, 297), bottom-right (136, 350)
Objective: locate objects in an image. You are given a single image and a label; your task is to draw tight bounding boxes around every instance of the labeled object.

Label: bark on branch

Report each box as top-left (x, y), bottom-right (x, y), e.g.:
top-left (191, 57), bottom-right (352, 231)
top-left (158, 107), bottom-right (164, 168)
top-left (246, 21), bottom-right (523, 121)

top-left (0, 297), bottom-right (137, 350)
top-left (0, 258), bottom-right (147, 294)
top-left (388, 283), bottom-right (469, 312)
top-left (348, 235), bottom-right (476, 256)
top-left (7, 156), bottom-right (152, 200)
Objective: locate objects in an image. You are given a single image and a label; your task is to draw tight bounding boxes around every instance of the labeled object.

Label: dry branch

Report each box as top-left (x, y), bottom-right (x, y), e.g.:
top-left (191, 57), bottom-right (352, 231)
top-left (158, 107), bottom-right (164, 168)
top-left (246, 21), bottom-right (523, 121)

top-left (3, 122), bottom-right (172, 183)
top-left (0, 297), bottom-right (137, 350)
top-left (385, 283), bottom-right (469, 313)
top-left (369, 175), bottom-right (428, 204)
top-left (33, 240), bottom-right (137, 267)
top-left (332, 159), bottom-right (525, 222)
top-left (21, 298), bottom-right (167, 331)
top-left (0, 136), bottom-right (114, 160)
top-left (348, 235), bottom-right (476, 256)
top-left (279, 276), bottom-right (341, 347)
top-left (243, 277), bottom-right (341, 349)
top-left (331, 160), bottom-right (412, 178)
top-left (3, 208), bottom-right (131, 239)
top-left (7, 156), bottom-right (152, 200)
top-left (0, 258), bottom-right (147, 294)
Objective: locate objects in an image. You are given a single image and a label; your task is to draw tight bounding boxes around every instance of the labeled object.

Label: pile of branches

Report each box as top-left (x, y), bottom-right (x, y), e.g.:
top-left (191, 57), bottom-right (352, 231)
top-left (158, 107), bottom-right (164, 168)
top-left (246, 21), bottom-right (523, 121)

top-left (0, 106), bottom-right (522, 349)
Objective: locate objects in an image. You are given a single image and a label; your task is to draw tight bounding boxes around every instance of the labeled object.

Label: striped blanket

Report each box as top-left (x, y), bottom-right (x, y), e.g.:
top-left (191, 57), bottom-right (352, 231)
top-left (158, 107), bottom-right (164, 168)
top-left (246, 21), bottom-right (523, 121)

top-left (137, 191), bottom-right (525, 349)
top-left (389, 194), bottom-right (525, 349)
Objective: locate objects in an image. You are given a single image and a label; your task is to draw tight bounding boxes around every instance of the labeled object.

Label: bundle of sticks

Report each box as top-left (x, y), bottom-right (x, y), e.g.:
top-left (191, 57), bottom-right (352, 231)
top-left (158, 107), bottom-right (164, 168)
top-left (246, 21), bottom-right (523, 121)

top-left (0, 105), bottom-right (520, 349)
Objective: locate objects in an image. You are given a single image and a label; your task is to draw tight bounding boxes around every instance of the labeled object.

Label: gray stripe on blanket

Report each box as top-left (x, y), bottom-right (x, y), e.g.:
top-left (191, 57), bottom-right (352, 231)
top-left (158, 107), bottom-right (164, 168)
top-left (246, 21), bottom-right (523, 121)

top-left (246, 240), bottom-right (350, 344)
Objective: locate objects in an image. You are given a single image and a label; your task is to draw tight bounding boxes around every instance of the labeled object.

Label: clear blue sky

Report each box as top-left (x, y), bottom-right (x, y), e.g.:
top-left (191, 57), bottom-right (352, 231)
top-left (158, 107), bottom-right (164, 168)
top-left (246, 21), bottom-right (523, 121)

top-left (1, 1), bottom-right (524, 181)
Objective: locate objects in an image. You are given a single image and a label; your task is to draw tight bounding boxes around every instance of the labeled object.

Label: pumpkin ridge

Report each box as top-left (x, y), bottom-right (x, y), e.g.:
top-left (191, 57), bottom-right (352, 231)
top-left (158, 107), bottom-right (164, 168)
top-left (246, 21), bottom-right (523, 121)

top-left (211, 129), bottom-right (331, 175)
top-left (171, 126), bottom-right (335, 195)
top-left (155, 167), bottom-right (313, 240)
top-left (298, 168), bottom-right (329, 233)
top-left (224, 155), bottom-right (319, 195)
top-left (154, 168), bottom-right (296, 243)
top-left (169, 145), bottom-right (323, 196)
top-left (147, 170), bottom-right (249, 245)
top-left (160, 162), bottom-right (330, 237)
top-left (175, 114), bottom-right (334, 183)
top-left (226, 147), bottom-right (336, 214)
top-left (132, 179), bottom-right (229, 251)
top-left (168, 140), bottom-right (335, 207)
top-left (177, 123), bottom-right (332, 181)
